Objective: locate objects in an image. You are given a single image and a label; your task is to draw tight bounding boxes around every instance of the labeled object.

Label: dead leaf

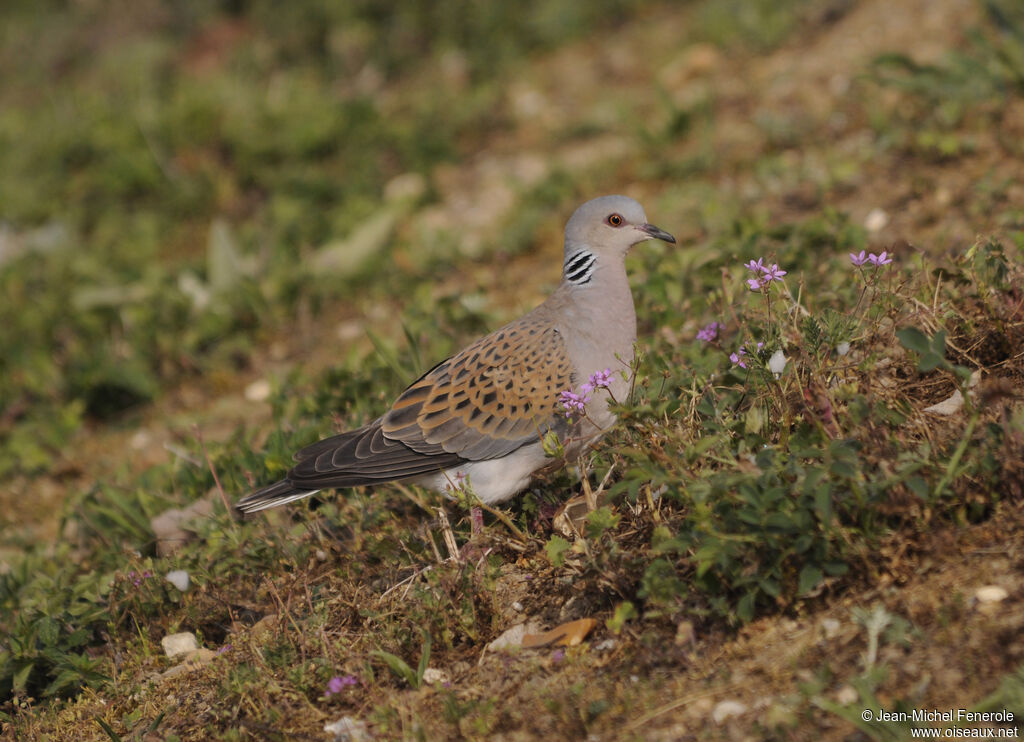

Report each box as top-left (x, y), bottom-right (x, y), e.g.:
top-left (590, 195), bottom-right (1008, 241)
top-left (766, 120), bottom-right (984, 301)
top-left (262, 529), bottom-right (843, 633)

top-left (522, 618), bottom-right (598, 649)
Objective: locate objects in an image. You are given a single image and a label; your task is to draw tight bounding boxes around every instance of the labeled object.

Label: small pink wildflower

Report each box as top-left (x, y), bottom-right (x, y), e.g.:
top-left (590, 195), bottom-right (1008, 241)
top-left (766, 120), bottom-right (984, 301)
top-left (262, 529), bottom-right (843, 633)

top-left (849, 250), bottom-right (868, 266)
top-left (868, 251), bottom-right (892, 266)
top-left (746, 277), bottom-right (764, 291)
top-left (559, 389), bottom-right (590, 419)
top-left (445, 470), bottom-right (468, 494)
top-left (744, 258), bottom-right (765, 273)
top-left (729, 349), bottom-right (747, 369)
top-left (760, 263), bottom-right (787, 282)
top-left (588, 368), bottom-right (613, 389)
top-left (325, 675), bottom-right (359, 696)
top-left (696, 322), bottom-right (721, 342)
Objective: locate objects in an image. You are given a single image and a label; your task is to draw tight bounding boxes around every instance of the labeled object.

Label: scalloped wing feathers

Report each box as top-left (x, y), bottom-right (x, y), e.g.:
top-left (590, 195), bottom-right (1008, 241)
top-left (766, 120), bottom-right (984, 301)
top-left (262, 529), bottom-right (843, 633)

top-left (382, 312), bottom-right (573, 460)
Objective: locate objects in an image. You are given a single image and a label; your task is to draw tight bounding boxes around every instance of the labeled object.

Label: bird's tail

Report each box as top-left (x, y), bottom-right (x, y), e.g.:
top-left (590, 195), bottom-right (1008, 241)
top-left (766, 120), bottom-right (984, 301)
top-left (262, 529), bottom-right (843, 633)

top-left (235, 480), bottom-right (321, 514)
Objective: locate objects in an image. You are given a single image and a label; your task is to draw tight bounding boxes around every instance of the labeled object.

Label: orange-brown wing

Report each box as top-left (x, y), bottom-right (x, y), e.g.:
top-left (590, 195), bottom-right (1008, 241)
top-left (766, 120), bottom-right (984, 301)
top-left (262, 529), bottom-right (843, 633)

top-left (381, 315), bottom-right (574, 461)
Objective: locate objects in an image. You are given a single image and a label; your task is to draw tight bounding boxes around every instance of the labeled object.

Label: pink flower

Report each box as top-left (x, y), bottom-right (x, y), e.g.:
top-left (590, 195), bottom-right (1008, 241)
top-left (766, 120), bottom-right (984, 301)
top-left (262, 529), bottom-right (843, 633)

top-left (729, 349), bottom-right (747, 369)
top-left (696, 322), bottom-right (721, 342)
top-left (746, 277), bottom-right (764, 291)
top-left (326, 675), bottom-right (359, 696)
top-left (744, 258), bottom-right (765, 273)
top-left (868, 251), bottom-right (892, 266)
top-left (849, 250), bottom-right (868, 266)
top-left (588, 369), bottom-right (613, 389)
top-left (760, 263), bottom-right (787, 282)
top-left (559, 389), bottom-right (590, 419)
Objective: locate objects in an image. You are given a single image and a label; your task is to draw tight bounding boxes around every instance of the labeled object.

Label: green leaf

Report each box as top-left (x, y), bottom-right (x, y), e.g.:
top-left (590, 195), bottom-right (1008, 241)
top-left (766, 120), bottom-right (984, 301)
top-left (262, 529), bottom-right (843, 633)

top-left (798, 565), bottom-right (823, 596)
top-left (585, 506), bottom-right (620, 539)
top-left (36, 616), bottom-right (60, 647)
top-left (896, 326), bottom-right (931, 355)
top-left (606, 602), bottom-right (638, 634)
top-left (415, 633), bottom-right (432, 687)
top-left (545, 536), bottom-right (570, 567)
top-left (95, 717), bottom-right (122, 742)
top-left (12, 660), bottom-right (35, 692)
top-left (371, 650), bottom-right (418, 688)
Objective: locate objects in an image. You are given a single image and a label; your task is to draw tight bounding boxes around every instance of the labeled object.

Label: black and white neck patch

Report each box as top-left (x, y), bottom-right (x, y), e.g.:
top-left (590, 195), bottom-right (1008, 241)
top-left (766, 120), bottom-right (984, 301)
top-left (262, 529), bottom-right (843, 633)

top-left (563, 250), bottom-right (596, 285)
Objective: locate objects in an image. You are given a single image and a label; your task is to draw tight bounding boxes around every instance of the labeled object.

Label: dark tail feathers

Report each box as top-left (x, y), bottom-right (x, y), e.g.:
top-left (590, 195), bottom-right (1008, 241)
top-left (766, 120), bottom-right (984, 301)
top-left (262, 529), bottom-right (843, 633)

top-left (235, 480), bottom-right (320, 514)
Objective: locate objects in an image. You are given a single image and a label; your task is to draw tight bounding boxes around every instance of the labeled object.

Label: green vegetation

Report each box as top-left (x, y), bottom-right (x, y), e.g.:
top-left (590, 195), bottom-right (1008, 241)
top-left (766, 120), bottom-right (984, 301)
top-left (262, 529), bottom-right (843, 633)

top-left (3, 0), bottom-right (1024, 738)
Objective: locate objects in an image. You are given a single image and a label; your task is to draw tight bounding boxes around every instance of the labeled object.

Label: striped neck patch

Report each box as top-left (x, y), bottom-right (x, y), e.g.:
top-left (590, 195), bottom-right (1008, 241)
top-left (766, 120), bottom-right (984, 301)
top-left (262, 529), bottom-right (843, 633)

top-left (563, 250), bottom-right (596, 285)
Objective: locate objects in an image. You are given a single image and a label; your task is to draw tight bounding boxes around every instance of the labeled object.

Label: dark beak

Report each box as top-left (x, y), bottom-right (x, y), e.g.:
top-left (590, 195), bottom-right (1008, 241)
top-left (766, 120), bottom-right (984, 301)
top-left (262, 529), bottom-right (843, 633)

top-left (639, 223), bottom-right (676, 244)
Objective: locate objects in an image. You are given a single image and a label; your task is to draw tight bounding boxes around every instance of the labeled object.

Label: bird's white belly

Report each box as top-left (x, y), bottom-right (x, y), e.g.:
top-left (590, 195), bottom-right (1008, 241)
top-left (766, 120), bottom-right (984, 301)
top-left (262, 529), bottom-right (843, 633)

top-left (415, 441), bottom-right (549, 504)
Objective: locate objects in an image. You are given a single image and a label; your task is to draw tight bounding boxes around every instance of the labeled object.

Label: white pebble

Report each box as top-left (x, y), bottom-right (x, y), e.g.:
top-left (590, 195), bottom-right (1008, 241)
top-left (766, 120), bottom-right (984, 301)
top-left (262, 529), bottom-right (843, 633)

top-left (161, 632), bottom-right (199, 660)
top-left (975, 585), bottom-right (1009, 604)
top-left (864, 208), bottom-right (889, 233)
top-left (324, 716), bottom-right (371, 742)
top-left (511, 601), bottom-right (524, 612)
top-left (712, 699), bottom-right (748, 724)
top-left (836, 342), bottom-right (850, 357)
top-left (835, 685), bottom-right (858, 705)
top-left (244, 379), bottom-right (271, 402)
top-left (165, 570), bottom-right (191, 592)
top-left (422, 668), bottom-right (449, 685)
top-left (820, 618), bottom-right (841, 639)
top-left (923, 390), bottom-right (964, 416)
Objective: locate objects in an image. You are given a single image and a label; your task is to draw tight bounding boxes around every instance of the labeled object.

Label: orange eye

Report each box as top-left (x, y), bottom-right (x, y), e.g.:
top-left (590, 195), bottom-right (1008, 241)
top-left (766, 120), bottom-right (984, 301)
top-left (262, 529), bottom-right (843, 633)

top-left (607, 213), bottom-right (623, 227)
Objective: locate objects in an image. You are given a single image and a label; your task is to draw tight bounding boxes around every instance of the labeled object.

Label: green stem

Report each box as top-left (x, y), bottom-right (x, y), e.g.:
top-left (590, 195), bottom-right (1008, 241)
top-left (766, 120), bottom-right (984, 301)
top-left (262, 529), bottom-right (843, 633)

top-left (934, 411), bottom-right (980, 498)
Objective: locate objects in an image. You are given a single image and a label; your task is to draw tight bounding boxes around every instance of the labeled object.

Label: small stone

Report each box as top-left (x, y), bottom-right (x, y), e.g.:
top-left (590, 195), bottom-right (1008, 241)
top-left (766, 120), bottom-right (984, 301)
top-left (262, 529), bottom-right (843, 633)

top-left (244, 379), bottom-right (271, 402)
top-left (165, 570), bottom-right (190, 592)
top-left (820, 618), bottom-right (841, 639)
top-left (422, 668), bottom-right (449, 685)
top-left (130, 430), bottom-right (152, 450)
top-left (712, 699), bottom-right (748, 724)
top-left (511, 601), bottom-right (524, 612)
top-left (487, 621), bottom-right (543, 653)
top-left (316, 549), bottom-right (328, 562)
top-left (835, 685), bottom-right (858, 705)
top-left (975, 585), bottom-right (1009, 604)
top-left (836, 342), bottom-right (851, 357)
top-left (594, 639), bottom-right (617, 651)
top-left (158, 648), bottom-right (216, 681)
top-left (675, 620), bottom-right (696, 645)
top-left (768, 349), bottom-right (787, 377)
top-left (923, 390), bottom-right (964, 416)
top-left (150, 497), bottom-right (215, 557)
top-left (324, 716), bottom-right (372, 742)
top-left (864, 208), bottom-right (889, 233)
top-left (162, 632), bottom-right (199, 660)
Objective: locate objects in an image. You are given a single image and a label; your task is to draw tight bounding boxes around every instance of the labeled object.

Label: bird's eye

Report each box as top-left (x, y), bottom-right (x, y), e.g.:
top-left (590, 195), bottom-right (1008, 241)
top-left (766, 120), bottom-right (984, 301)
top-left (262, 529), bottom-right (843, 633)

top-left (606, 213), bottom-right (623, 227)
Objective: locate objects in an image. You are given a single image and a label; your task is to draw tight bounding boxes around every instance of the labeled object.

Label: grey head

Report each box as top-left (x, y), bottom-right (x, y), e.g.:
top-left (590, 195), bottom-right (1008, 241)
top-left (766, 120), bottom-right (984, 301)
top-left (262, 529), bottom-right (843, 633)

top-left (561, 195), bottom-right (676, 285)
